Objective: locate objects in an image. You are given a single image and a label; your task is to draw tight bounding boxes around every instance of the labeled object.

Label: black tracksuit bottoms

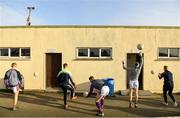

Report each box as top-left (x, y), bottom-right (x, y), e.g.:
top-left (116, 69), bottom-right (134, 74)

top-left (60, 84), bottom-right (74, 105)
top-left (163, 84), bottom-right (175, 103)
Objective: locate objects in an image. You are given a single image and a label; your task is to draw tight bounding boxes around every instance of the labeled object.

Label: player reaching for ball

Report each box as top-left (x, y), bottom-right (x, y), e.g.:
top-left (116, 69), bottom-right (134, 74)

top-left (122, 50), bottom-right (143, 108)
top-left (86, 76), bottom-right (110, 116)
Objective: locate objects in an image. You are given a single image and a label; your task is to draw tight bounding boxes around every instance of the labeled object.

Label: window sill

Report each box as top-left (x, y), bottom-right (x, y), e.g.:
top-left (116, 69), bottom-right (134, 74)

top-left (74, 58), bottom-right (113, 61)
top-left (0, 58), bottom-right (31, 61)
top-left (156, 58), bottom-right (180, 61)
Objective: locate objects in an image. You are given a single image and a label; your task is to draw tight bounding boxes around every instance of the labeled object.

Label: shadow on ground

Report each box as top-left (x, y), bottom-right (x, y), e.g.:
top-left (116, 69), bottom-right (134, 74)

top-left (0, 91), bottom-right (179, 117)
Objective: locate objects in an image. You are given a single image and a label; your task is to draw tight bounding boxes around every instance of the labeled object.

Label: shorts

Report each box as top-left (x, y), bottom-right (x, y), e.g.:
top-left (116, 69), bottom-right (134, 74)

top-left (100, 86), bottom-right (110, 97)
top-left (129, 80), bottom-right (139, 89)
top-left (11, 86), bottom-right (18, 93)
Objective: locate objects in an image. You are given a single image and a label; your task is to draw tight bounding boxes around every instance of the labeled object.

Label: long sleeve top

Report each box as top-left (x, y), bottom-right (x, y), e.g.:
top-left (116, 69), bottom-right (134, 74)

top-left (87, 79), bottom-right (105, 97)
top-left (122, 54), bottom-right (143, 81)
top-left (57, 69), bottom-right (75, 86)
top-left (159, 70), bottom-right (174, 86)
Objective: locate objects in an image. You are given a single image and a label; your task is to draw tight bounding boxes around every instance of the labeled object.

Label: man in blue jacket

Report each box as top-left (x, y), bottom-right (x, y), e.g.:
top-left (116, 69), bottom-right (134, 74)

top-left (158, 65), bottom-right (177, 107)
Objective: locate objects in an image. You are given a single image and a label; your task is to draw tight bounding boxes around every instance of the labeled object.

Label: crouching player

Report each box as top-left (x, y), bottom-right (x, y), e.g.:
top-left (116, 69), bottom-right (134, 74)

top-left (86, 76), bottom-right (109, 116)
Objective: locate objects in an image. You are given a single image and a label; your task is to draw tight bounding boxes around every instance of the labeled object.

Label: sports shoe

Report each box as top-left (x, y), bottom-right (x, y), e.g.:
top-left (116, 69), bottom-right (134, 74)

top-left (129, 102), bottom-right (132, 108)
top-left (173, 102), bottom-right (178, 107)
top-left (71, 96), bottom-right (77, 100)
top-left (134, 103), bottom-right (138, 108)
top-left (12, 107), bottom-right (17, 111)
top-left (19, 89), bottom-right (23, 92)
top-left (96, 112), bottom-right (104, 117)
top-left (163, 102), bottom-right (168, 106)
top-left (64, 104), bottom-right (68, 109)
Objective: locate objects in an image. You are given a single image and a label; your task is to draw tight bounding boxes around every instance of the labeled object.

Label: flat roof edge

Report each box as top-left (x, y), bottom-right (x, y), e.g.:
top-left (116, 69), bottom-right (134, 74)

top-left (0, 25), bottom-right (180, 29)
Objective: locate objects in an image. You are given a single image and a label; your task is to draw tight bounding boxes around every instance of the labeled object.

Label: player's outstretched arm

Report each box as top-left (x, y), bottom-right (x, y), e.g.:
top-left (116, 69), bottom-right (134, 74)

top-left (122, 61), bottom-right (127, 70)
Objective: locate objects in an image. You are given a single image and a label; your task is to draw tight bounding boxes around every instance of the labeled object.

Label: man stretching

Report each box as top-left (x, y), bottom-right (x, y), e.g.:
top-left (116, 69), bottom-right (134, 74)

top-left (122, 52), bottom-right (143, 108)
top-left (87, 76), bottom-right (109, 116)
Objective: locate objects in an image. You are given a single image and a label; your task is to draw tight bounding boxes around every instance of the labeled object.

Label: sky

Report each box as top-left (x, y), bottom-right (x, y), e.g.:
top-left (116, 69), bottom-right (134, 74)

top-left (0, 0), bottom-right (180, 26)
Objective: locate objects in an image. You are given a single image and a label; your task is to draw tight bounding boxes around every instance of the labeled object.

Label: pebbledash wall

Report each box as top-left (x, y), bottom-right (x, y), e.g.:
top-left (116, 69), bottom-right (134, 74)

top-left (0, 25), bottom-right (180, 93)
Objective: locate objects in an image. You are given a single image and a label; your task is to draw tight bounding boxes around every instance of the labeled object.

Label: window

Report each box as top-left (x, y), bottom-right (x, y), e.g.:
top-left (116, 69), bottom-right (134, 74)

top-left (158, 48), bottom-right (180, 59)
top-left (0, 48), bottom-right (8, 56)
top-left (101, 48), bottom-right (111, 57)
top-left (77, 47), bottom-right (112, 59)
top-left (0, 47), bottom-right (31, 59)
top-left (170, 48), bottom-right (179, 57)
top-left (159, 48), bottom-right (168, 57)
top-left (21, 48), bottom-right (30, 57)
top-left (11, 48), bottom-right (20, 57)
top-left (78, 48), bottom-right (88, 57)
top-left (90, 48), bottom-right (99, 57)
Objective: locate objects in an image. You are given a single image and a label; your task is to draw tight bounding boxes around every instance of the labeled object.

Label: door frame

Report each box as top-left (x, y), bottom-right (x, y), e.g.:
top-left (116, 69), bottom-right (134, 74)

top-left (126, 53), bottom-right (144, 90)
top-left (44, 52), bottom-right (62, 89)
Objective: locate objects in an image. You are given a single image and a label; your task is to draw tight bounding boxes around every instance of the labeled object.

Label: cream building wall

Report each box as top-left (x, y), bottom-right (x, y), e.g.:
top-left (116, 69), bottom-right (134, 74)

top-left (0, 26), bottom-right (180, 93)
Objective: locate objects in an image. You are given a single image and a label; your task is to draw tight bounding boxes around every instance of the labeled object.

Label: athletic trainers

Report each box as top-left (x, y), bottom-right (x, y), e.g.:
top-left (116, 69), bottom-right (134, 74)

top-left (12, 107), bottom-right (17, 111)
top-left (134, 103), bottom-right (138, 108)
top-left (64, 104), bottom-right (68, 109)
top-left (163, 102), bottom-right (168, 106)
top-left (71, 96), bottom-right (77, 100)
top-left (19, 89), bottom-right (23, 92)
top-left (129, 102), bottom-right (132, 108)
top-left (96, 112), bottom-right (104, 117)
top-left (173, 102), bottom-right (178, 107)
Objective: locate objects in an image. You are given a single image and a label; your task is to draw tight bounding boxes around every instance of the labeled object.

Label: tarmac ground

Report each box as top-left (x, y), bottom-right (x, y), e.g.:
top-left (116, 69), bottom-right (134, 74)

top-left (0, 91), bottom-right (180, 117)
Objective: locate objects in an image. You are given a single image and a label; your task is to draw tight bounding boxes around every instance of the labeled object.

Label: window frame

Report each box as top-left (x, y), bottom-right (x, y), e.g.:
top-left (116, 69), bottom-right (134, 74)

top-left (76, 47), bottom-right (112, 59)
top-left (100, 48), bottom-right (112, 58)
top-left (77, 48), bottom-right (89, 58)
top-left (10, 48), bottom-right (20, 57)
top-left (89, 48), bottom-right (100, 58)
top-left (0, 47), bottom-right (31, 59)
top-left (158, 47), bottom-right (180, 59)
top-left (169, 48), bottom-right (179, 58)
top-left (20, 48), bottom-right (31, 58)
top-left (0, 48), bottom-right (9, 57)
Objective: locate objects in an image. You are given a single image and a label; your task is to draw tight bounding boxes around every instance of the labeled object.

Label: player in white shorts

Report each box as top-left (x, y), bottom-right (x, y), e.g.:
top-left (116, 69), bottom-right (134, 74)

top-left (86, 76), bottom-right (110, 116)
top-left (129, 80), bottom-right (139, 89)
top-left (122, 52), bottom-right (143, 108)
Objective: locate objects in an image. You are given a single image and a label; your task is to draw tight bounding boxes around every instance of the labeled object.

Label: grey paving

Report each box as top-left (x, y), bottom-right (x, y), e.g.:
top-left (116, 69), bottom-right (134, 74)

top-left (0, 91), bottom-right (179, 117)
